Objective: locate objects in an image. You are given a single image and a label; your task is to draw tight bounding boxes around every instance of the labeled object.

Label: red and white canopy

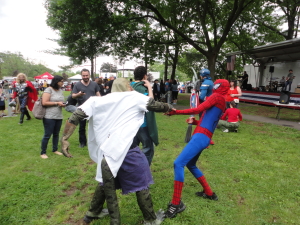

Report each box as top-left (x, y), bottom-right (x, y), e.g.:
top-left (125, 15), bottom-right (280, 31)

top-left (34, 72), bottom-right (54, 80)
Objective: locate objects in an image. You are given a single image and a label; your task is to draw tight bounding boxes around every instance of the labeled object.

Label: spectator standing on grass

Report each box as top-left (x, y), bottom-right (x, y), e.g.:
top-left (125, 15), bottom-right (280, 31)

top-left (165, 79), bottom-right (172, 104)
top-left (225, 80), bottom-right (242, 108)
top-left (95, 78), bottom-right (105, 96)
top-left (43, 80), bottom-right (48, 91)
top-left (153, 79), bottom-right (160, 101)
top-left (285, 69), bottom-right (295, 92)
top-left (132, 66), bottom-right (158, 165)
top-left (0, 89), bottom-right (6, 117)
top-left (72, 68), bottom-right (100, 148)
top-left (217, 101), bottom-right (242, 132)
top-left (39, 81), bottom-right (43, 91)
top-left (2, 80), bottom-right (9, 95)
top-left (12, 73), bottom-right (38, 124)
top-left (199, 69), bottom-right (213, 103)
top-left (104, 75), bottom-right (115, 94)
top-left (172, 79), bottom-right (179, 104)
top-left (40, 75), bottom-right (65, 159)
top-left (194, 79), bottom-right (201, 95)
top-left (160, 80), bottom-right (165, 96)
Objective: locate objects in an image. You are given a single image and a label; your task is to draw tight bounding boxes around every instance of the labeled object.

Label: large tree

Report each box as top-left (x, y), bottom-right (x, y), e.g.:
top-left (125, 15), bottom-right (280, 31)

top-left (107, 0), bottom-right (261, 79)
top-left (46, 0), bottom-right (117, 79)
top-left (252, 0), bottom-right (300, 40)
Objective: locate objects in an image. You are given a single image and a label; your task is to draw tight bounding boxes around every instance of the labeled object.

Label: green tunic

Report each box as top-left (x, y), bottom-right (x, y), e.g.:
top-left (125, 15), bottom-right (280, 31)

top-left (132, 81), bottom-right (159, 146)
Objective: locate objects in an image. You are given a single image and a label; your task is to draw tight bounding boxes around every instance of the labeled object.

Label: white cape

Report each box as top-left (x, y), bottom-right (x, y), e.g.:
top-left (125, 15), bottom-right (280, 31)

top-left (79, 91), bottom-right (149, 182)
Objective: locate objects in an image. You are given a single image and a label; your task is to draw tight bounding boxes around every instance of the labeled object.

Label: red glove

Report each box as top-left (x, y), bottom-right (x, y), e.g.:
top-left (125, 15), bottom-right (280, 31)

top-left (166, 110), bottom-right (177, 116)
top-left (186, 117), bottom-right (195, 124)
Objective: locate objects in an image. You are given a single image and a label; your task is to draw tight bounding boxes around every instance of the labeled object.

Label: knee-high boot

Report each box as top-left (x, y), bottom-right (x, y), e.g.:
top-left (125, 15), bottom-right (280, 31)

top-left (136, 189), bottom-right (156, 222)
top-left (86, 184), bottom-right (106, 216)
top-left (83, 183), bottom-right (109, 224)
top-left (24, 109), bottom-right (31, 120)
top-left (101, 158), bottom-right (121, 225)
top-left (19, 112), bottom-right (25, 124)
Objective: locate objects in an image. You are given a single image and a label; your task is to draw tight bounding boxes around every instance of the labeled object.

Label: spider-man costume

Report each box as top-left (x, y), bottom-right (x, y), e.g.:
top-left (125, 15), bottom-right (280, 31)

top-left (165, 79), bottom-right (230, 218)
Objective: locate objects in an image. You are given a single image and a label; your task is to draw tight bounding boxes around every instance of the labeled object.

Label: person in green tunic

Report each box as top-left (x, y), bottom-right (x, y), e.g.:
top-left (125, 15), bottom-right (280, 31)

top-left (132, 66), bottom-right (159, 165)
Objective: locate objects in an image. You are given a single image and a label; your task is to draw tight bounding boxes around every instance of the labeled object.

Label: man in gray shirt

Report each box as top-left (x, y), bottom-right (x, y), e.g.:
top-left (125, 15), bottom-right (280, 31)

top-left (72, 69), bottom-right (100, 147)
top-left (285, 69), bottom-right (295, 92)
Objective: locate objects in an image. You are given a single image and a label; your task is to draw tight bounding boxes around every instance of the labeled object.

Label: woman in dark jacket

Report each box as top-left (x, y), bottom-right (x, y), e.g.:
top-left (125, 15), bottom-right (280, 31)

top-left (95, 78), bottom-right (105, 96)
top-left (160, 80), bottom-right (165, 94)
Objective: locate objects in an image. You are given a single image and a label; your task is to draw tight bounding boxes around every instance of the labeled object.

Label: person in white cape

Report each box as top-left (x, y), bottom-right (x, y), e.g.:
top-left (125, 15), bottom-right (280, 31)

top-left (61, 78), bottom-right (174, 225)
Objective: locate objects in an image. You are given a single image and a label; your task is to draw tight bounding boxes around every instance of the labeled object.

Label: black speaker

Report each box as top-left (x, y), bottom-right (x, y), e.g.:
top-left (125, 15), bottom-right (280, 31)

top-left (269, 66), bottom-right (274, 73)
top-left (279, 91), bottom-right (290, 104)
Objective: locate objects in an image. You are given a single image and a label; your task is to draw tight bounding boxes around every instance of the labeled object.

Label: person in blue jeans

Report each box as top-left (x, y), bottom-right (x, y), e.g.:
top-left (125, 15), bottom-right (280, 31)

top-left (40, 76), bottom-right (66, 159)
top-left (132, 66), bottom-right (158, 165)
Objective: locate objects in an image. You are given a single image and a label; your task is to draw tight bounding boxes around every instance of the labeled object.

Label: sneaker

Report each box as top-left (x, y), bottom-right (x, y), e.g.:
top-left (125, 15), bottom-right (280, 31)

top-left (195, 191), bottom-right (218, 201)
top-left (164, 201), bottom-right (186, 218)
top-left (83, 209), bottom-right (109, 224)
top-left (223, 129), bottom-right (229, 133)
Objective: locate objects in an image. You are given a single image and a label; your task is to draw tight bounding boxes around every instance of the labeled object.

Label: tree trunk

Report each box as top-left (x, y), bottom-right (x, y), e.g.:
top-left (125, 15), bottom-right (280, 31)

top-left (164, 46), bottom-right (169, 81)
top-left (170, 47), bottom-right (179, 80)
top-left (90, 57), bottom-right (94, 80)
top-left (144, 44), bottom-right (148, 71)
top-left (206, 53), bottom-right (217, 80)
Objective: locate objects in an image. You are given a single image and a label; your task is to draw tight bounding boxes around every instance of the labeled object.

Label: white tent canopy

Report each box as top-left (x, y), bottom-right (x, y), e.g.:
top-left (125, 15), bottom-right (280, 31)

top-left (68, 74), bottom-right (82, 83)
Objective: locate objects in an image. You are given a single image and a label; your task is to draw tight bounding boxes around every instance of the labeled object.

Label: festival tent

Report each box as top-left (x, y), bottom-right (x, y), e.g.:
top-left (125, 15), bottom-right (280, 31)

top-left (34, 72), bottom-right (54, 80)
top-left (68, 74), bottom-right (82, 83)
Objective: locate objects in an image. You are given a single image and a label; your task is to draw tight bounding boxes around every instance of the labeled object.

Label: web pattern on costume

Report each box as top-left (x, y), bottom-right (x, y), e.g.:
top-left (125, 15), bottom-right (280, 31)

top-left (173, 93), bottom-right (226, 139)
top-left (169, 79), bottom-right (229, 200)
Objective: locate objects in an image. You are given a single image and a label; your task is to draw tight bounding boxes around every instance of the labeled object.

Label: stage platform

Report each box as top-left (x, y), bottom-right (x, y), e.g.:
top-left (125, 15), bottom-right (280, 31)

top-left (240, 91), bottom-right (300, 109)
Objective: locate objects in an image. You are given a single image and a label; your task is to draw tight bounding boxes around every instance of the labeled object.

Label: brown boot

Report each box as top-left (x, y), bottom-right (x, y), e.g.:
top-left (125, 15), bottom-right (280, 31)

top-left (61, 120), bottom-right (77, 158)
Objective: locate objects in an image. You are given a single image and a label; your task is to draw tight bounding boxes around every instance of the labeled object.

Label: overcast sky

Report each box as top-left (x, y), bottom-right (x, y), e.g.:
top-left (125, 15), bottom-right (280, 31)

top-left (0, 0), bottom-right (136, 73)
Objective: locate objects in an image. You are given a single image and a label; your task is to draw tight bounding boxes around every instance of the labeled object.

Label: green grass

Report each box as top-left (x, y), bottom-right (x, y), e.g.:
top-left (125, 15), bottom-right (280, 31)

top-left (239, 102), bottom-right (300, 122)
top-left (0, 92), bottom-right (299, 225)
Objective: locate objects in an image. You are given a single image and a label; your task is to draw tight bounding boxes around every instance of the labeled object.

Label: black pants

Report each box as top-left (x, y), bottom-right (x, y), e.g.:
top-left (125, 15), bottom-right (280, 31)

top-left (154, 92), bottom-right (160, 101)
top-left (79, 119), bottom-right (87, 145)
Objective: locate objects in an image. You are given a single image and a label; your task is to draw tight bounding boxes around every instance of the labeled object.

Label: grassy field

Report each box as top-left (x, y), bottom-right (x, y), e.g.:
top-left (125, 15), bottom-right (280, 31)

top-left (0, 92), bottom-right (299, 225)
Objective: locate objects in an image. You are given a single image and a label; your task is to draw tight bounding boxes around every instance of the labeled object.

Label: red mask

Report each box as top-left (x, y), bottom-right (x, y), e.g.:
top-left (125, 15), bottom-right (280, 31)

top-left (213, 79), bottom-right (230, 96)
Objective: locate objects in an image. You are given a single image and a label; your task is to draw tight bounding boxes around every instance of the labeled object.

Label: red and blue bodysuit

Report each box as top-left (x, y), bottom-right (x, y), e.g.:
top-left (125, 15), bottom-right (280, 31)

top-left (165, 79), bottom-right (230, 218)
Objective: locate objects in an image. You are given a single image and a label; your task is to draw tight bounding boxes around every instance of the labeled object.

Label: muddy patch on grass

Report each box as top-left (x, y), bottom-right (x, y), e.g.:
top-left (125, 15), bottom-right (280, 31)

top-left (237, 195), bottom-right (245, 205)
top-left (64, 183), bottom-right (77, 196)
top-left (87, 160), bottom-right (95, 165)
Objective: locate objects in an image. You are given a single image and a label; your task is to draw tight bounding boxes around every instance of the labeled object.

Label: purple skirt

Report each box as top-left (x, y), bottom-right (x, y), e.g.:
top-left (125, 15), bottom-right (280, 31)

top-left (115, 146), bottom-right (154, 194)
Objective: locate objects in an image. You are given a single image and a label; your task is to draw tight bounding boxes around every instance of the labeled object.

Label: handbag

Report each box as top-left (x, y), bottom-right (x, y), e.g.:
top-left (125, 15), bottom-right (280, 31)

top-left (32, 94), bottom-right (46, 119)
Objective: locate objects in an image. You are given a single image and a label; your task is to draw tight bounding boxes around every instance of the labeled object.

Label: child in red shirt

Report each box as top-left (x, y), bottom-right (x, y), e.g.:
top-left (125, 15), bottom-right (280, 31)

top-left (218, 101), bottom-right (242, 132)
